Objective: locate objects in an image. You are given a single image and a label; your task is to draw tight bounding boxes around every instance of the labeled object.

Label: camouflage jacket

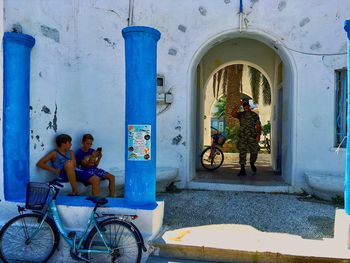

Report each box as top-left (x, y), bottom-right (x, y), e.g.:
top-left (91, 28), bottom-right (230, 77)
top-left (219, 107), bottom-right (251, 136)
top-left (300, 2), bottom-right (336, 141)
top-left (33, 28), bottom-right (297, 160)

top-left (236, 111), bottom-right (261, 139)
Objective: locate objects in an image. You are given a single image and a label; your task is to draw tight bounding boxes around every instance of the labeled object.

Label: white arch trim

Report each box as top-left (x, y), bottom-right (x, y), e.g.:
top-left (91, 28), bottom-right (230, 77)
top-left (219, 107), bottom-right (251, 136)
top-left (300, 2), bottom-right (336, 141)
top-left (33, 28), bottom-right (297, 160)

top-left (186, 27), bottom-right (298, 186)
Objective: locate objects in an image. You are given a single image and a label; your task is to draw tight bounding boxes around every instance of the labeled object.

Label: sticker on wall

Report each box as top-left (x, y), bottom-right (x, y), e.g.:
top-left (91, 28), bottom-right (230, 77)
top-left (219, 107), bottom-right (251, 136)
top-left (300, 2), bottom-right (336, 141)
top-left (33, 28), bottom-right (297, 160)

top-left (128, 125), bottom-right (151, 161)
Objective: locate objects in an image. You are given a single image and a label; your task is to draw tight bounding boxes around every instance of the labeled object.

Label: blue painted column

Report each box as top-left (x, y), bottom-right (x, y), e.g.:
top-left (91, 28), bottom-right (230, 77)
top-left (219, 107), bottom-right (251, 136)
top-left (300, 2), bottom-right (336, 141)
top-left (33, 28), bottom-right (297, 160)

top-left (122, 26), bottom-right (160, 208)
top-left (3, 32), bottom-right (35, 201)
top-left (345, 19), bottom-right (350, 214)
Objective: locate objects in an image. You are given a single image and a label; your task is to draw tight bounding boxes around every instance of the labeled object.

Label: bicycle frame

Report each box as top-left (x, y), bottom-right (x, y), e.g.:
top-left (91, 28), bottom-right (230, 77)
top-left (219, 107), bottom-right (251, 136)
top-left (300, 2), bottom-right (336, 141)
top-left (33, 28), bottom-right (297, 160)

top-left (49, 199), bottom-right (112, 254)
top-left (25, 199), bottom-right (113, 256)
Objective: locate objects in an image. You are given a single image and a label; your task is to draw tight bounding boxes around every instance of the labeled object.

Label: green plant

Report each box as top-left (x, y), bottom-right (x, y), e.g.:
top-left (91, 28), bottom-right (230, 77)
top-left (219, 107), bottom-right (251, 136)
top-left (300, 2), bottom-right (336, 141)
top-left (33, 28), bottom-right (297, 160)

top-left (213, 96), bottom-right (226, 118)
top-left (262, 121), bottom-right (271, 136)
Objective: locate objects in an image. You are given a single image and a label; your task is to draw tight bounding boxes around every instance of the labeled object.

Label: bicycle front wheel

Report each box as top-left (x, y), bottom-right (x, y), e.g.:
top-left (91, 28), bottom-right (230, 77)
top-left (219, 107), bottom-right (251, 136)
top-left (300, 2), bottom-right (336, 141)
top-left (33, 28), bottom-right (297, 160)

top-left (0, 213), bottom-right (59, 263)
top-left (85, 219), bottom-right (142, 263)
top-left (200, 146), bottom-right (224, 170)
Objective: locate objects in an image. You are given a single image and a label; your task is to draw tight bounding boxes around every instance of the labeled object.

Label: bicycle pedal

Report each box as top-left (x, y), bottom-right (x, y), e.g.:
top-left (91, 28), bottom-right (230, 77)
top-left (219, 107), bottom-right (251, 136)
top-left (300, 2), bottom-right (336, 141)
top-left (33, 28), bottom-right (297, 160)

top-left (68, 231), bottom-right (76, 239)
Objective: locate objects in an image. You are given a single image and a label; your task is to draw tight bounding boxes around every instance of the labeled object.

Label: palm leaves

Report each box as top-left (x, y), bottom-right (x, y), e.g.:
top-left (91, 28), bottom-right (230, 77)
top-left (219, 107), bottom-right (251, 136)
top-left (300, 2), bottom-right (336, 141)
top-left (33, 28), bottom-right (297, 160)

top-left (212, 65), bottom-right (271, 106)
top-left (248, 66), bottom-right (271, 105)
top-left (249, 67), bottom-right (260, 103)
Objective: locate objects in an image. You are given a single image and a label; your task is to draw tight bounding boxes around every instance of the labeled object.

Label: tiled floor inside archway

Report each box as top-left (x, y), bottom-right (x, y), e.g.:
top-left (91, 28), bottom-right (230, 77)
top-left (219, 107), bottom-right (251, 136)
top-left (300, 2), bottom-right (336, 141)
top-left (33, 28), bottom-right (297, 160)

top-left (195, 153), bottom-right (285, 186)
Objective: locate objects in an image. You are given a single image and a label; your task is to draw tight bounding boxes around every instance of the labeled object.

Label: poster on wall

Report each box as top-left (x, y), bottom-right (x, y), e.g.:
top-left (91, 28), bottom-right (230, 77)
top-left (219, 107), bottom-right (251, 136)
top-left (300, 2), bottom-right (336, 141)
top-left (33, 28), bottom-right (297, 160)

top-left (127, 125), bottom-right (151, 161)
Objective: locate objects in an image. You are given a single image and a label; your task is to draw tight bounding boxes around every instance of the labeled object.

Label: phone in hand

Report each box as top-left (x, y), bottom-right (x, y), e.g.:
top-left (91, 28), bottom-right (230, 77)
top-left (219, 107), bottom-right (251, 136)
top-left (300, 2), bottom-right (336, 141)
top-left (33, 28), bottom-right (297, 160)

top-left (96, 147), bottom-right (102, 152)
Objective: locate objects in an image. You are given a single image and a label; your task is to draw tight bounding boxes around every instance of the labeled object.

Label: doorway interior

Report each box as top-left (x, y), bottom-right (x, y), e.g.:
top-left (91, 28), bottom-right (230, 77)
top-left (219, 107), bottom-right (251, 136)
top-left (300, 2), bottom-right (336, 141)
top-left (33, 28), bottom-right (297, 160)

top-left (191, 36), bottom-right (295, 188)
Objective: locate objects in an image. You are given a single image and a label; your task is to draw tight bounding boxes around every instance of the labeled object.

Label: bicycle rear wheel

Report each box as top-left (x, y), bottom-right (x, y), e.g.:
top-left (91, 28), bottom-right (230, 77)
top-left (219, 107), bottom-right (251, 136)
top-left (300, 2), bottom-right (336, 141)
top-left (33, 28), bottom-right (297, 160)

top-left (0, 213), bottom-right (59, 263)
top-left (84, 219), bottom-right (142, 263)
top-left (200, 146), bottom-right (224, 170)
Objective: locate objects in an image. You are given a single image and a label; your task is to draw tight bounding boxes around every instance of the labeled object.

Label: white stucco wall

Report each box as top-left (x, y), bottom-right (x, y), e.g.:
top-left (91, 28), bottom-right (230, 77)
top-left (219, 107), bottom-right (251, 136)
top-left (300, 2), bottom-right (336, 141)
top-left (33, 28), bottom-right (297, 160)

top-left (1, 0), bottom-right (349, 195)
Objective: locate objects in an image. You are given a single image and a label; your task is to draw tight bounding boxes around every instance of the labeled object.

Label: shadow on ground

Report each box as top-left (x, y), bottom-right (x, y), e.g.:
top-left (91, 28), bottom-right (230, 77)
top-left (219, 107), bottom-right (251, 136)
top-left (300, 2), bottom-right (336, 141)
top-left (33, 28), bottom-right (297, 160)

top-left (157, 190), bottom-right (337, 240)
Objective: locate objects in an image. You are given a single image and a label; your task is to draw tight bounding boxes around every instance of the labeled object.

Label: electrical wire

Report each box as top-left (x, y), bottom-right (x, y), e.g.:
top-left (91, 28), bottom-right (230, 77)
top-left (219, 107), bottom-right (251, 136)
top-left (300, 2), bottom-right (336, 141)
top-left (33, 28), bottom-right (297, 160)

top-left (275, 40), bottom-right (347, 56)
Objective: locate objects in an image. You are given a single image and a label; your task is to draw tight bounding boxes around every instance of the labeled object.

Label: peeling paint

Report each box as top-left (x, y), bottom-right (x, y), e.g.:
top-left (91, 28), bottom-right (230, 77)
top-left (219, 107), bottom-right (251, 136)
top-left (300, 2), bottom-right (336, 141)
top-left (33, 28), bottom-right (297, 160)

top-left (224, 0), bottom-right (231, 4)
top-left (41, 25), bottom-right (60, 43)
top-left (41, 106), bottom-right (51, 114)
top-left (178, 25), bottom-right (186, 32)
top-left (182, 141), bottom-right (186, 146)
top-left (12, 23), bottom-right (22, 33)
top-left (39, 72), bottom-right (43, 77)
top-left (310, 42), bottom-right (321, 50)
top-left (198, 6), bottom-right (207, 16)
top-left (46, 121), bottom-right (53, 130)
top-left (250, 0), bottom-right (259, 4)
top-left (299, 17), bottom-right (310, 27)
top-left (312, 116), bottom-right (322, 128)
top-left (34, 143), bottom-right (36, 150)
top-left (103, 38), bottom-right (117, 49)
top-left (175, 126), bottom-right (181, 131)
top-left (168, 48), bottom-right (177, 56)
top-left (36, 135), bottom-right (40, 141)
top-left (107, 9), bottom-right (120, 17)
top-left (53, 103), bottom-right (58, 132)
top-left (172, 134), bottom-right (182, 145)
top-left (29, 106), bottom-right (33, 110)
top-left (278, 1), bottom-right (286, 11)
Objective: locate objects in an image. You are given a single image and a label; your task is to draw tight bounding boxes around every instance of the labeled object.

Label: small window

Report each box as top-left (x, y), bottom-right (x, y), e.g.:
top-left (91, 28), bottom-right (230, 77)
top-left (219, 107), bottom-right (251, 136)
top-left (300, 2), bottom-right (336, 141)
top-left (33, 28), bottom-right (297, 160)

top-left (335, 68), bottom-right (348, 147)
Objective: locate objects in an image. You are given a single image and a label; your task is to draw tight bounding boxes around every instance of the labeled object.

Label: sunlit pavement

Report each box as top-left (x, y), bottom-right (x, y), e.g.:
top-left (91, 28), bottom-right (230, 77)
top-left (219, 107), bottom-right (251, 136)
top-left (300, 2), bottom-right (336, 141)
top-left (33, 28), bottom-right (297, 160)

top-left (148, 188), bottom-right (350, 262)
top-left (149, 214), bottom-right (350, 262)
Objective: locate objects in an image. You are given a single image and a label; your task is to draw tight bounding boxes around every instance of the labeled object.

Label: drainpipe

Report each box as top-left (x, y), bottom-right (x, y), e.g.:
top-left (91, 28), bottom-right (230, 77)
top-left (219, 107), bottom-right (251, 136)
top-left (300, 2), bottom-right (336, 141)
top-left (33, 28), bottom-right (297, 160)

top-left (128, 0), bottom-right (134, 26)
top-left (239, 0), bottom-right (243, 32)
top-left (3, 32), bottom-right (35, 201)
top-left (344, 19), bottom-right (350, 214)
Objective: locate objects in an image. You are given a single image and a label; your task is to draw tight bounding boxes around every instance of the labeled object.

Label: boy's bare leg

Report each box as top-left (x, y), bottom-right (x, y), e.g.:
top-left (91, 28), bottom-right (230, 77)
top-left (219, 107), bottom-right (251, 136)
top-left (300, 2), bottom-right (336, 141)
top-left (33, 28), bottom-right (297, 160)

top-left (64, 160), bottom-right (78, 195)
top-left (88, 175), bottom-right (100, 197)
top-left (103, 173), bottom-right (115, 197)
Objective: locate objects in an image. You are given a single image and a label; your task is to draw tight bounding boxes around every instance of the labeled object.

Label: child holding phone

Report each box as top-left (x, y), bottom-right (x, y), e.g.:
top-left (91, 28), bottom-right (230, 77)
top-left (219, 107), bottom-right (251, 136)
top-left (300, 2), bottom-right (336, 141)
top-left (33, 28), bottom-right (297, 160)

top-left (75, 134), bottom-right (115, 197)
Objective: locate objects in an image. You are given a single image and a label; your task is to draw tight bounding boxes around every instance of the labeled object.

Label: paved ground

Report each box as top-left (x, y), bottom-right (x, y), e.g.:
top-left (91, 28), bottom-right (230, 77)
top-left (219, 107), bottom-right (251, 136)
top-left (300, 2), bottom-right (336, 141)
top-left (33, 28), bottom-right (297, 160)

top-left (149, 190), bottom-right (343, 262)
top-left (157, 190), bottom-right (337, 240)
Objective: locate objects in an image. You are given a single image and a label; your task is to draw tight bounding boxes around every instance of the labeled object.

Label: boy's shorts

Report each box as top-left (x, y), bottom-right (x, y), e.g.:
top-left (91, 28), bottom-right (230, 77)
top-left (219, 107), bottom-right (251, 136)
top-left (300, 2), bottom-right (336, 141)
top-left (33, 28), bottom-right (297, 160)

top-left (84, 167), bottom-right (108, 178)
top-left (58, 168), bottom-right (93, 185)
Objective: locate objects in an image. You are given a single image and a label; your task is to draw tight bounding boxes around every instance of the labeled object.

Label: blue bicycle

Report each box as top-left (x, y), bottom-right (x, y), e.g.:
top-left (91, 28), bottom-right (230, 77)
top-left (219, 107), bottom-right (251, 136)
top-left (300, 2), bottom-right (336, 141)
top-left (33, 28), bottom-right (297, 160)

top-left (0, 180), bottom-right (146, 262)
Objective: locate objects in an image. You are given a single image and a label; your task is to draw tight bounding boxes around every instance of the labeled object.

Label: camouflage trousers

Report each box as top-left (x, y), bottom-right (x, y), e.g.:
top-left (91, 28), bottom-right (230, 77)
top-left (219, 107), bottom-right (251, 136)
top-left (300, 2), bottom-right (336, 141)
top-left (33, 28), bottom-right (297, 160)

top-left (237, 137), bottom-right (260, 165)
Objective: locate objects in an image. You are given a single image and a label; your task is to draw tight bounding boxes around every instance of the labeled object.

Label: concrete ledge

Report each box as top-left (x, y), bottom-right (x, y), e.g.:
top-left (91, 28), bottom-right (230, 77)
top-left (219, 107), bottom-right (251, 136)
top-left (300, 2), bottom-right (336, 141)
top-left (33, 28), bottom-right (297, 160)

top-left (334, 209), bottom-right (350, 249)
top-left (150, 224), bottom-right (350, 263)
top-left (304, 171), bottom-right (344, 200)
top-left (59, 167), bottom-right (178, 196)
top-left (187, 181), bottom-right (299, 194)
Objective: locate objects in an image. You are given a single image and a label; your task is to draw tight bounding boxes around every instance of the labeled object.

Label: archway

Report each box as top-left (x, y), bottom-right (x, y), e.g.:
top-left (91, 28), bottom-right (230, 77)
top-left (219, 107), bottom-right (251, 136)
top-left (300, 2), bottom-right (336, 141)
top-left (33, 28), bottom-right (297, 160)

top-left (186, 29), bottom-right (297, 190)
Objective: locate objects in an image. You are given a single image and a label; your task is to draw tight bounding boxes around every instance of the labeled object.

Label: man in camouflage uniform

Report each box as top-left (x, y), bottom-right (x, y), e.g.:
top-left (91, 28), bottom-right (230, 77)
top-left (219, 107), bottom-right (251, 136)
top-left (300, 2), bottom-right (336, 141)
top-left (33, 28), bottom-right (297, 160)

top-left (232, 100), bottom-right (261, 176)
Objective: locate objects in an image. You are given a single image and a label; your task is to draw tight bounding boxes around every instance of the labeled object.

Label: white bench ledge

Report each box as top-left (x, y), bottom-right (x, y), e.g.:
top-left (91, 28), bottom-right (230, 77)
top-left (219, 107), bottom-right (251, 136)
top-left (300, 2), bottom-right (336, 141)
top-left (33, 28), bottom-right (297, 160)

top-left (304, 171), bottom-right (344, 200)
top-left (59, 167), bottom-right (178, 196)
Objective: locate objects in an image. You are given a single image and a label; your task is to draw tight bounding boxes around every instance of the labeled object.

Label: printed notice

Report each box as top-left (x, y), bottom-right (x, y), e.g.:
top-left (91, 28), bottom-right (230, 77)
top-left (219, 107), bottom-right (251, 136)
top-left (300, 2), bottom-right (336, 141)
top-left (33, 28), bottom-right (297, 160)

top-left (127, 125), bottom-right (151, 161)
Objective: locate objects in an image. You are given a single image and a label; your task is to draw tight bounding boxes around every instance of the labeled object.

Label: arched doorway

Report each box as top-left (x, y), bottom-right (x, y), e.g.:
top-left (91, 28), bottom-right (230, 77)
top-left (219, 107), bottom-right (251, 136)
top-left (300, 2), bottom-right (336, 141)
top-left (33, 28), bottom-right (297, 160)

top-left (186, 29), bottom-right (297, 191)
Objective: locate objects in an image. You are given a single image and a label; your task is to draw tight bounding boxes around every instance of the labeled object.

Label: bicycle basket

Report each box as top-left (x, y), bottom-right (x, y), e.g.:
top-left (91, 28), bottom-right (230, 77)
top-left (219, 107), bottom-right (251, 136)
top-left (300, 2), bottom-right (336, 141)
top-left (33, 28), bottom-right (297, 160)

top-left (25, 182), bottom-right (51, 211)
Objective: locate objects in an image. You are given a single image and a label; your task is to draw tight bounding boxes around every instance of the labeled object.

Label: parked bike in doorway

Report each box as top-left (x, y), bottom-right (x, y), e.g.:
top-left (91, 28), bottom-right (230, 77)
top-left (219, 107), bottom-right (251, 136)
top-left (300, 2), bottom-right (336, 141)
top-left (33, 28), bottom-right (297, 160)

top-left (200, 127), bottom-right (226, 170)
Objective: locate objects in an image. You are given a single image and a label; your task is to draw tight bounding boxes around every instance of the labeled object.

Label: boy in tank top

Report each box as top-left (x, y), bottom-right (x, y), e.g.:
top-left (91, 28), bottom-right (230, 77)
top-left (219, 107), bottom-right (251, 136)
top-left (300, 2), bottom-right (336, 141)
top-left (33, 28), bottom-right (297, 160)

top-left (37, 134), bottom-right (101, 196)
top-left (76, 134), bottom-right (115, 197)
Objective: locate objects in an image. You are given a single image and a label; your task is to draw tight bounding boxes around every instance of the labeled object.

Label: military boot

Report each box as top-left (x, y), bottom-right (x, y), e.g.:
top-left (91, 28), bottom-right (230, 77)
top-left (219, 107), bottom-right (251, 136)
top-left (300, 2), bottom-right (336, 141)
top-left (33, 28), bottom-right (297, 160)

top-left (250, 162), bottom-right (257, 173)
top-left (237, 164), bottom-right (246, 176)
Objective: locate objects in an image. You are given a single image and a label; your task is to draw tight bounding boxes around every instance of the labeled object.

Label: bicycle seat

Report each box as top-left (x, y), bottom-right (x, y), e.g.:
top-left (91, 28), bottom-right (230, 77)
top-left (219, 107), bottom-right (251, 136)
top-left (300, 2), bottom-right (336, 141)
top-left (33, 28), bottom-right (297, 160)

top-left (86, 197), bottom-right (108, 206)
